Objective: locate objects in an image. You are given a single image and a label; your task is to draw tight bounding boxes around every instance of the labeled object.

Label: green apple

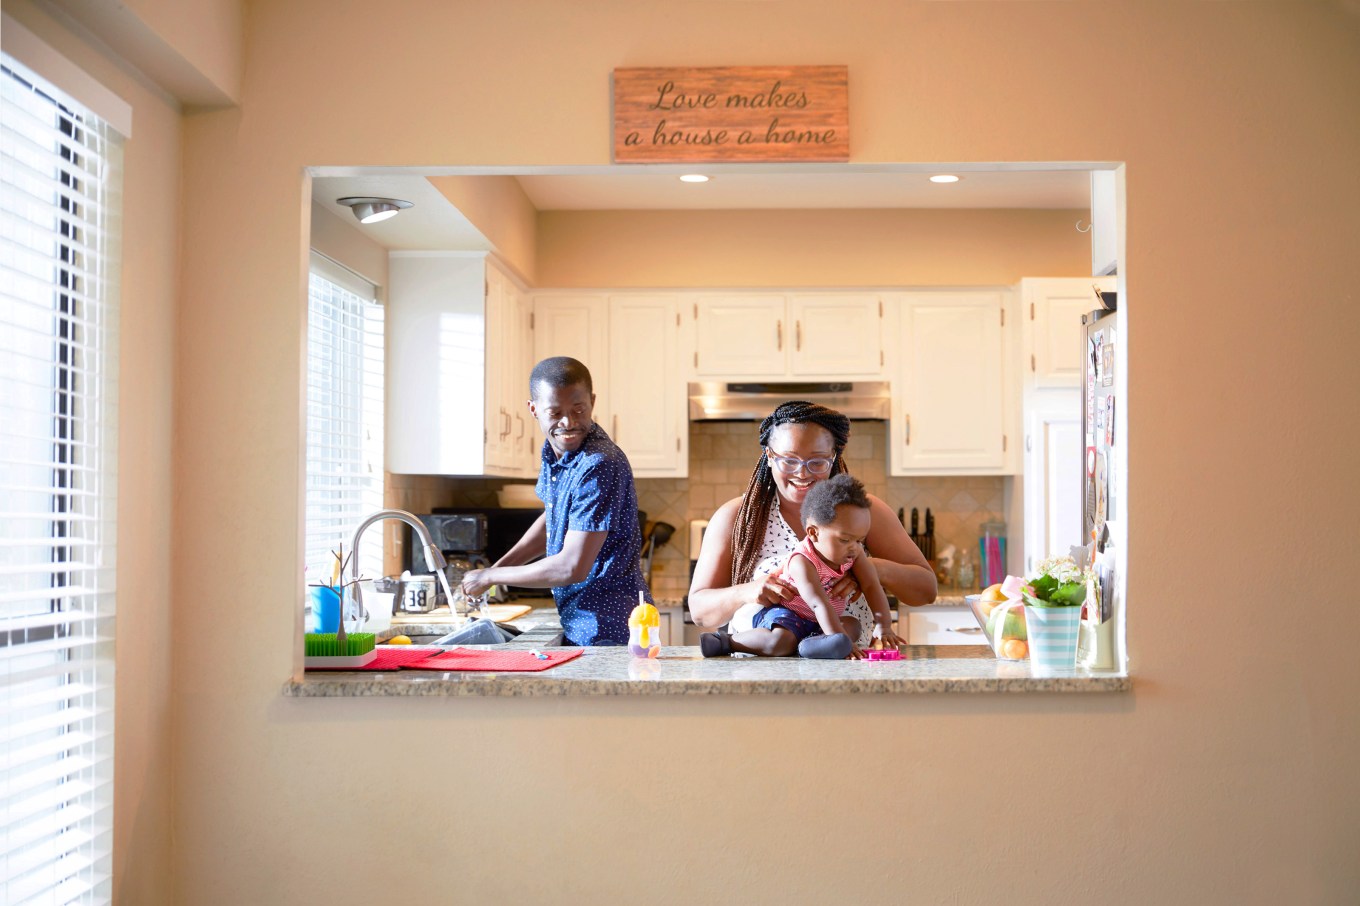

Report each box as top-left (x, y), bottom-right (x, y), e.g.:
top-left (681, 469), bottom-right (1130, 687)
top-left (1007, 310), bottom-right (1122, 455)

top-left (987, 606), bottom-right (1027, 641)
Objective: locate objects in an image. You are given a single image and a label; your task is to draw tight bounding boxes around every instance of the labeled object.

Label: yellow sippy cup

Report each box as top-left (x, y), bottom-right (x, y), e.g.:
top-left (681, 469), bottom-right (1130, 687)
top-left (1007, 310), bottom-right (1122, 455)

top-left (628, 591), bottom-right (661, 658)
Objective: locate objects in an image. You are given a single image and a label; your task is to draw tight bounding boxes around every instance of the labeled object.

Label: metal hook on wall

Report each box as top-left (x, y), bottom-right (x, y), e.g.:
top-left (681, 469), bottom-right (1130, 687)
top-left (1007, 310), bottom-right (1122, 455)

top-left (1075, 220), bottom-right (1093, 233)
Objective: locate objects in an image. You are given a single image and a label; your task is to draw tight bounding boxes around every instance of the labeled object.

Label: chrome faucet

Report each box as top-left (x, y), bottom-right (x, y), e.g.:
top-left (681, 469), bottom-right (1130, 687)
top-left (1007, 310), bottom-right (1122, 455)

top-left (346, 509), bottom-right (449, 625)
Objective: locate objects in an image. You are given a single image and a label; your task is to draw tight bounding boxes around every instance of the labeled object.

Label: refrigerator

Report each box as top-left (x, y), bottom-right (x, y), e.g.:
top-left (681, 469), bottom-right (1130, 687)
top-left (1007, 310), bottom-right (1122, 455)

top-left (1080, 301), bottom-right (1120, 668)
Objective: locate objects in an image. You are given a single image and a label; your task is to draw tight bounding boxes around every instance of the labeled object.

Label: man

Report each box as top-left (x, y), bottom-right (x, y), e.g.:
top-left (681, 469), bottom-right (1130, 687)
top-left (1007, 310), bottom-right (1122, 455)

top-left (461, 356), bottom-right (651, 645)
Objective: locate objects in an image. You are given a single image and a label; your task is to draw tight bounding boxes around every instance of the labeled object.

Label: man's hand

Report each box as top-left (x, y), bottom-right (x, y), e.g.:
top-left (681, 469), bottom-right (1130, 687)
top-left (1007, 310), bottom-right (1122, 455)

top-left (461, 568), bottom-right (493, 597)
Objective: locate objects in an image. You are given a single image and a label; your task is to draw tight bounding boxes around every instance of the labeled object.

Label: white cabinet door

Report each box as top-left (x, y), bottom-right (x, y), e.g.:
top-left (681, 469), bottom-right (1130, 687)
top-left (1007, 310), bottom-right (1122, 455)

top-left (1022, 393), bottom-right (1083, 575)
top-left (532, 293), bottom-right (609, 468)
top-left (608, 294), bottom-right (686, 476)
top-left (789, 293), bottom-right (884, 376)
top-left (532, 294), bottom-right (609, 378)
top-left (387, 254), bottom-right (489, 476)
top-left (1023, 277), bottom-right (1114, 389)
top-left (508, 286), bottom-right (537, 475)
top-left (891, 293), bottom-right (1006, 473)
top-left (484, 266), bottom-right (516, 472)
top-left (693, 295), bottom-right (785, 377)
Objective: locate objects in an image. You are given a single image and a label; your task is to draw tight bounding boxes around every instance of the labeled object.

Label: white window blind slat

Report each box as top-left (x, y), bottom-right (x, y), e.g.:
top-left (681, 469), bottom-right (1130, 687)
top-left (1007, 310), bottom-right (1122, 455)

top-left (1, 52), bottom-right (119, 906)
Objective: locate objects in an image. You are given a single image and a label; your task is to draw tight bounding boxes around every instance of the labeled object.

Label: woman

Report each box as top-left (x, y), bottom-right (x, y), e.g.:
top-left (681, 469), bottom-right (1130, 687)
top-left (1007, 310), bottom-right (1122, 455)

top-left (687, 401), bottom-right (937, 645)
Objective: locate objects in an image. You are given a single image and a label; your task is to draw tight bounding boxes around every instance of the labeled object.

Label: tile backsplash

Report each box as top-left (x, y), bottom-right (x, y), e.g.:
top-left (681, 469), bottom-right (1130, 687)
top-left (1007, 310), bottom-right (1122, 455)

top-left (386, 419), bottom-right (1008, 600)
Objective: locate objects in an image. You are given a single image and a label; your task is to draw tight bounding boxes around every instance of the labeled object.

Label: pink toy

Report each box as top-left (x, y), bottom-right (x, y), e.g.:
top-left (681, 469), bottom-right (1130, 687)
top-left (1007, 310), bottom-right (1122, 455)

top-left (863, 649), bottom-right (902, 661)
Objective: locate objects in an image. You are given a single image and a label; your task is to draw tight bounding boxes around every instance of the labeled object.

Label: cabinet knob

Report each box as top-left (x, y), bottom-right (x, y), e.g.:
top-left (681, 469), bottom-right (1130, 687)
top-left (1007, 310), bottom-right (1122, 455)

top-left (904, 414), bottom-right (911, 446)
top-left (776, 320), bottom-right (783, 351)
top-left (795, 320), bottom-right (801, 351)
top-left (613, 414), bottom-right (620, 441)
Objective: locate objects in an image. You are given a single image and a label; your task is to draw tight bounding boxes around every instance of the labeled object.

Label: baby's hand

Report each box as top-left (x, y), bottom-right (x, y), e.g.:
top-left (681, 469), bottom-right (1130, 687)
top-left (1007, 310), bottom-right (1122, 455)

top-left (847, 643), bottom-right (866, 660)
top-left (876, 624), bottom-right (907, 649)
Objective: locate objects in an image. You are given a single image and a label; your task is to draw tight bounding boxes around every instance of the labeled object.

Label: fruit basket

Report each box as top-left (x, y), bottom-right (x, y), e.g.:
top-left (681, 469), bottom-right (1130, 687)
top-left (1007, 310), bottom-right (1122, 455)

top-left (966, 591), bottom-right (1029, 661)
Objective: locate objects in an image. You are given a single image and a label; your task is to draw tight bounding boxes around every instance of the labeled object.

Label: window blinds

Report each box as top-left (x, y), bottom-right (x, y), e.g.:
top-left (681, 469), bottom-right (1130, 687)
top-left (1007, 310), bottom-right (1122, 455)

top-left (306, 258), bottom-right (385, 586)
top-left (2, 53), bottom-right (122, 906)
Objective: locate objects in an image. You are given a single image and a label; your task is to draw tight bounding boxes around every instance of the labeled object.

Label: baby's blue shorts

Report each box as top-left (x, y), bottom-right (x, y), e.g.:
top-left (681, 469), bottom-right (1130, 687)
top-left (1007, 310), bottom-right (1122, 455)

top-left (753, 606), bottom-right (823, 641)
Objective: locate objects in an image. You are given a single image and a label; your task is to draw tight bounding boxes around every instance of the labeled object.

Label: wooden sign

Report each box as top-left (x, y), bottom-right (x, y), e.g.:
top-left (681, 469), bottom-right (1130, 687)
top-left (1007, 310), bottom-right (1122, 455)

top-left (613, 65), bottom-right (849, 163)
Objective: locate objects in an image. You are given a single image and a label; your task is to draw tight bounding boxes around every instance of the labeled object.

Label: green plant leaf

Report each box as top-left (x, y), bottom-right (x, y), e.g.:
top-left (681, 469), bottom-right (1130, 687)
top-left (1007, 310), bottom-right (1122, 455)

top-left (1028, 573), bottom-right (1060, 601)
top-left (1049, 581), bottom-right (1087, 607)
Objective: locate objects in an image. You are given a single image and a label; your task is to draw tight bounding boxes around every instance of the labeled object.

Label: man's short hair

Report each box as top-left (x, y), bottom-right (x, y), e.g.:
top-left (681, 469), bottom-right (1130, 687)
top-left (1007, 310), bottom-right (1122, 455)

top-left (800, 473), bottom-right (870, 527)
top-left (530, 356), bottom-right (593, 398)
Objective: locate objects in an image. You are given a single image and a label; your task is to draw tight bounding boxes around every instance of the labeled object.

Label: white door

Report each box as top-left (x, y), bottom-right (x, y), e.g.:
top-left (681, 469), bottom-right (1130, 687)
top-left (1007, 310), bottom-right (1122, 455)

top-left (1023, 395), bottom-right (1083, 574)
top-left (893, 293), bottom-right (1006, 472)
top-left (693, 295), bottom-right (786, 376)
top-left (789, 293), bottom-right (884, 376)
top-left (609, 295), bottom-right (684, 474)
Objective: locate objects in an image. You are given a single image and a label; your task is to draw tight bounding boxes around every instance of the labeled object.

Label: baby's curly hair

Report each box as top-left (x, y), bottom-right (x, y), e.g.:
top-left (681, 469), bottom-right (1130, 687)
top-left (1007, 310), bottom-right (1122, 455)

top-left (800, 473), bottom-right (870, 528)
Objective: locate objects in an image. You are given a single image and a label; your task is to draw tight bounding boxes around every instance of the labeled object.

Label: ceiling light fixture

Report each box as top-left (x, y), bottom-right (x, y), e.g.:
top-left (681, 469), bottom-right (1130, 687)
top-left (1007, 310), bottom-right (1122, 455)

top-left (337, 196), bottom-right (413, 224)
top-left (929, 174), bottom-right (961, 184)
top-left (678, 174), bottom-right (710, 183)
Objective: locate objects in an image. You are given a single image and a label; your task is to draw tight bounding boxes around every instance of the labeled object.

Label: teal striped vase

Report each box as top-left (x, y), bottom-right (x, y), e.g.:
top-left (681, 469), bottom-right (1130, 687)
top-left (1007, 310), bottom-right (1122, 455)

top-left (1024, 605), bottom-right (1081, 672)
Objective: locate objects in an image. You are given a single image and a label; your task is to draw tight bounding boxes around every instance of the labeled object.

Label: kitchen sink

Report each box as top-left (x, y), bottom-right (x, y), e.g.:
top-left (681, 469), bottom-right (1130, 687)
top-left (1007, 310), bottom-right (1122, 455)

top-left (382, 621), bottom-right (570, 649)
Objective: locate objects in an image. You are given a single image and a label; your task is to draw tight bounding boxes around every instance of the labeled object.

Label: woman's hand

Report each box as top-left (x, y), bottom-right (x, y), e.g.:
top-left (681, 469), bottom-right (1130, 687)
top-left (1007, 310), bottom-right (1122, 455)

top-left (755, 570), bottom-right (796, 606)
top-left (827, 571), bottom-right (860, 602)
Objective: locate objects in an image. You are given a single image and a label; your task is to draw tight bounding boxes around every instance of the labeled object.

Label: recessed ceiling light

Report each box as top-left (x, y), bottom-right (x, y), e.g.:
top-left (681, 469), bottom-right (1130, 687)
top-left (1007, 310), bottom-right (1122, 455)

top-left (929, 174), bottom-right (961, 184)
top-left (679, 174), bottom-right (710, 183)
top-left (336, 196), bottom-right (413, 224)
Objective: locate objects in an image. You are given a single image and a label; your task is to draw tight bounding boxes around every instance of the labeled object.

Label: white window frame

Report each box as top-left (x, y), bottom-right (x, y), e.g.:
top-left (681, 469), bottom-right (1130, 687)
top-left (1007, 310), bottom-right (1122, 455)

top-left (1, 44), bottom-right (125, 906)
top-left (304, 254), bottom-right (384, 611)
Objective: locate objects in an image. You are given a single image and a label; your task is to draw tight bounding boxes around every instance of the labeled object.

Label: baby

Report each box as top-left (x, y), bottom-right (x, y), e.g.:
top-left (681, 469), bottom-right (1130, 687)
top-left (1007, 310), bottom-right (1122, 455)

top-left (701, 473), bottom-right (903, 660)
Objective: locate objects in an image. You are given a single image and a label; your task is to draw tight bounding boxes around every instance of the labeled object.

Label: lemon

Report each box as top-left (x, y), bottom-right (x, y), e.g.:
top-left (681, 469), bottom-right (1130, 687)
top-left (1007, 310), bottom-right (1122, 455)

top-left (981, 583), bottom-right (1008, 603)
top-left (387, 634), bottom-right (412, 645)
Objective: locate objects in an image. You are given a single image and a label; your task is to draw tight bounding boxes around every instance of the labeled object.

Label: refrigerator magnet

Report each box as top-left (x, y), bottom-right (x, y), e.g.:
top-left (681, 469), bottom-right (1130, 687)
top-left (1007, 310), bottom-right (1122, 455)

top-left (1102, 343), bottom-right (1115, 386)
top-left (1104, 397), bottom-right (1116, 446)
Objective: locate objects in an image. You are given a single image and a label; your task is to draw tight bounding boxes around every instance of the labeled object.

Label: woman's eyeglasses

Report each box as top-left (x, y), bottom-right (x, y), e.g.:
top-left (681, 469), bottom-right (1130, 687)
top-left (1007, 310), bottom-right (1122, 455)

top-left (767, 451), bottom-right (836, 476)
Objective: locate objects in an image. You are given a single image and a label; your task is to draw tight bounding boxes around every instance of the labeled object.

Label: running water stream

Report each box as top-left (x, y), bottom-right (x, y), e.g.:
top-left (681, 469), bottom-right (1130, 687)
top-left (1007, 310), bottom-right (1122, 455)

top-left (434, 569), bottom-right (466, 625)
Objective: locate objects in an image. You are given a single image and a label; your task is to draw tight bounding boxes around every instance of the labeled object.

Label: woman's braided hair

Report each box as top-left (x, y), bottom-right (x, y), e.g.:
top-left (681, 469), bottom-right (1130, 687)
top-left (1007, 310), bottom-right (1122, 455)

top-left (730, 401), bottom-right (852, 585)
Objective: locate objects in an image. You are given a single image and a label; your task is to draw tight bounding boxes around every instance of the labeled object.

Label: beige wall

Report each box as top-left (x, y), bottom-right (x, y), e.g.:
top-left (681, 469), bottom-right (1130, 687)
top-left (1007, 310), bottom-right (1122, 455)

top-left (309, 201), bottom-right (389, 292)
top-left (165, 2), bottom-right (1360, 903)
top-left (21, 0), bottom-right (1360, 902)
top-left (537, 207), bottom-right (1089, 286)
top-left (429, 175), bottom-right (540, 282)
top-left (4, 2), bottom-right (185, 903)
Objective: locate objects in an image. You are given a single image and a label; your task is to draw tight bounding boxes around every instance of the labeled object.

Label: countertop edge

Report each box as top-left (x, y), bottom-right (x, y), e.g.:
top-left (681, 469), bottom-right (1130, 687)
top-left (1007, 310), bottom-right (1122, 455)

top-left (282, 668), bottom-right (1131, 698)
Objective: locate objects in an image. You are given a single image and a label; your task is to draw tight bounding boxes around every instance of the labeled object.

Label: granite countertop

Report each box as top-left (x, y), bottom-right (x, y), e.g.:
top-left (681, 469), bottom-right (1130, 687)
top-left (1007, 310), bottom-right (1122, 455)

top-left (285, 606), bottom-right (1128, 697)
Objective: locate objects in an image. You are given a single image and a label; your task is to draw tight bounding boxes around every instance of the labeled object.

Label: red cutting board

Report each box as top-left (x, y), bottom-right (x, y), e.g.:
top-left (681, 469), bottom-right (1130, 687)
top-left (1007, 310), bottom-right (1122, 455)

top-left (305, 647), bottom-right (441, 671)
top-left (404, 647), bottom-right (584, 672)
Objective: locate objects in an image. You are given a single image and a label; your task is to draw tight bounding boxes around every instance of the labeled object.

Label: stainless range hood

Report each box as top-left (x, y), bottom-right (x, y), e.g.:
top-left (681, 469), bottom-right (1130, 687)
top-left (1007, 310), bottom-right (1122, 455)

top-left (688, 381), bottom-right (891, 421)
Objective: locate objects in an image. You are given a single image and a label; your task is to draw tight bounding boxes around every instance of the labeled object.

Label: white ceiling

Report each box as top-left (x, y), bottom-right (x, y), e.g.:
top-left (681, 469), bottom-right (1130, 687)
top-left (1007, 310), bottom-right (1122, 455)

top-left (313, 166), bottom-right (1093, 250)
